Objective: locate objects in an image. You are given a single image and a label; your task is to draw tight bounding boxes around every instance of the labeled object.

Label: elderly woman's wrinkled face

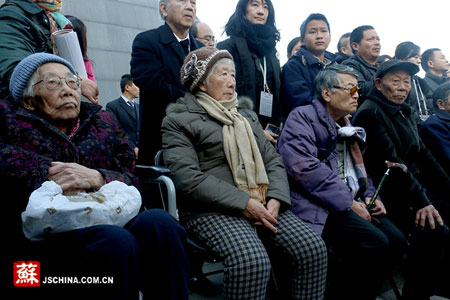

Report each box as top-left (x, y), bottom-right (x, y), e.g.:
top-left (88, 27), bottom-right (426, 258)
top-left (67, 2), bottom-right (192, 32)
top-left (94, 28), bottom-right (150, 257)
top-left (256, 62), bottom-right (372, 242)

top-left (31, 63), bottom-right (81, 122)
top-left (200, 62), bottom-right (236, 101)
top-left (375, 70), bottom-right (411, 105)
top-left (245, 0), bottom-right (268, 25)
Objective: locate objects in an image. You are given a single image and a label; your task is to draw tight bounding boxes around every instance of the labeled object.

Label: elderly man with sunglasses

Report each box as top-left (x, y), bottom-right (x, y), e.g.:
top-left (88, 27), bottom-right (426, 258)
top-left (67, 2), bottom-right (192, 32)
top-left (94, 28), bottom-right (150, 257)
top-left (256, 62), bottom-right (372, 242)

top-left (277, 64), bottom-right (407, 300)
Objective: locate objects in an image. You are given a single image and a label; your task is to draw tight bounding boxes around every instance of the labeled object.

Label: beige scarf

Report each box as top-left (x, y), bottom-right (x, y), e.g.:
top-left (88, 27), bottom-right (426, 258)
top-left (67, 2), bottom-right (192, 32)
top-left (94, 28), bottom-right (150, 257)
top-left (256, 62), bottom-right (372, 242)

top-left (196, 92), bottom-right (269, 204)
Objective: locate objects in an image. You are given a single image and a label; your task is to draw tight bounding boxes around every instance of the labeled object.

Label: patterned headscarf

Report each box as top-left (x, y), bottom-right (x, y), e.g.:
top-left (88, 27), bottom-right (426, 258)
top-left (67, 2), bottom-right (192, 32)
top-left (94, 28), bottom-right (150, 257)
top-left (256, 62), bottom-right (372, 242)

top-left (33, 0), bottom-right (62, 12)
top-left (33, 0), bottom-right (71, 48)
top-left (181, 47), bottom-right (233, 92)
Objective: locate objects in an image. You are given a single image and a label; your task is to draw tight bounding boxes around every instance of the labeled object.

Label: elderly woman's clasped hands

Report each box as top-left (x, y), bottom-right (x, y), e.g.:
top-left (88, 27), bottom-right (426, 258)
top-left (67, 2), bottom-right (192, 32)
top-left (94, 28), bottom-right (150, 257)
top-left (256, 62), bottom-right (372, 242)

top-left (243, 198), bottom-right (280, 233)
top-left (47, 162), bottom-right (104, 194)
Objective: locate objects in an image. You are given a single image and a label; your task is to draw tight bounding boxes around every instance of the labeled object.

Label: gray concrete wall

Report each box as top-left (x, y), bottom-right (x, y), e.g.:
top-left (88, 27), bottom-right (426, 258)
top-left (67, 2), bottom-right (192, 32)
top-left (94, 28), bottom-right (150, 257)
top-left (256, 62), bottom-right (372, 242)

top-left (62, 0), bottom-right (162, 106)
top-left (0, 0), bottom-right (162, 106)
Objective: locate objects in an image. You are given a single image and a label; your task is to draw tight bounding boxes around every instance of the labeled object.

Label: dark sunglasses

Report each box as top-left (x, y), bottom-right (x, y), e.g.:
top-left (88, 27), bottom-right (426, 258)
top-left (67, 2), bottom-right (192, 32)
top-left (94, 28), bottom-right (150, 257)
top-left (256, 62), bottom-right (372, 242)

top-left (333, 85), bottom-right (361, 96)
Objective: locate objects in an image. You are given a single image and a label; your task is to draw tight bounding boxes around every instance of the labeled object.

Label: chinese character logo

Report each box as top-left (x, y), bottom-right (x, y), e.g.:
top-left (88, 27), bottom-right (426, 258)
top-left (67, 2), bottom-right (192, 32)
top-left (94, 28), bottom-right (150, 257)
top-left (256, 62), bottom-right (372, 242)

top-left (13, 261), bottom-right (40, 287)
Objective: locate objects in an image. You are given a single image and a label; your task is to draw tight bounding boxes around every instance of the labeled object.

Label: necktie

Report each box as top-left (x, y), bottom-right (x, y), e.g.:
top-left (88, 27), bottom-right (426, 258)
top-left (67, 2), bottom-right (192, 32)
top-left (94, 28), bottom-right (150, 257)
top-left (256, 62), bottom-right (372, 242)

top-left (180, 39), bottom-right (190, 55)
top-left (128, 101), bottom-right (134, 108)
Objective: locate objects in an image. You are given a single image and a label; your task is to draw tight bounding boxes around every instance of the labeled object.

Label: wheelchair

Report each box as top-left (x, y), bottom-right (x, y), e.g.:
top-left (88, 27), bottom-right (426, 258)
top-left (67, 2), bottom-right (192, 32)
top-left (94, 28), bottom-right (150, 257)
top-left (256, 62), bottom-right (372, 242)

top-left (135, 150), bottom-right (222, 297)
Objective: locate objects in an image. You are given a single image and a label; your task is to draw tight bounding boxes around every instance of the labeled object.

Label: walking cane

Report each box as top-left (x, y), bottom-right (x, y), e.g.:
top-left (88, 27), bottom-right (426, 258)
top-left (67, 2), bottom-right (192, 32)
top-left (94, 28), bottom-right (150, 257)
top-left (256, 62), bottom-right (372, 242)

top-left (366, 161), bottom-right (408, 211)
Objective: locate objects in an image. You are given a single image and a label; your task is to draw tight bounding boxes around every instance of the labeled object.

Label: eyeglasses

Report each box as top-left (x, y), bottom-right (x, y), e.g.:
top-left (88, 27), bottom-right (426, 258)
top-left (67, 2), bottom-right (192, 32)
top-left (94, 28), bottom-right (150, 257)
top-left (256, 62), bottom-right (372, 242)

top-left (333, 85), bottom-right (361, 96)
top-left (199, 35), bottom-right (216, 43)
top-left (33, 74), bottom-right (81, 90)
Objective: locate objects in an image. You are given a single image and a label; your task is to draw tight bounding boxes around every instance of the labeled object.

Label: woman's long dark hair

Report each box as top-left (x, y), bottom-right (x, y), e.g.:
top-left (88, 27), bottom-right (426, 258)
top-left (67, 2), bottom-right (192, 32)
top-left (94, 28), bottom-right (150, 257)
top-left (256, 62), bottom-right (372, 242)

top-left (224, 0), bottom-right (280, 42)
top-left (394, 41), bottom-right (421, 61)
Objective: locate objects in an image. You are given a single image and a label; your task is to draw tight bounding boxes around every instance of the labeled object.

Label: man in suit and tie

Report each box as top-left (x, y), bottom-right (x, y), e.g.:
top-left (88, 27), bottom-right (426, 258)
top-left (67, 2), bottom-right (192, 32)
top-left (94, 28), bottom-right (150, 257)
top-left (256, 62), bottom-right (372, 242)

top-left (130, 0), bottom-right (202, 164)
top-left (106, 74), bottom-right (140, 156)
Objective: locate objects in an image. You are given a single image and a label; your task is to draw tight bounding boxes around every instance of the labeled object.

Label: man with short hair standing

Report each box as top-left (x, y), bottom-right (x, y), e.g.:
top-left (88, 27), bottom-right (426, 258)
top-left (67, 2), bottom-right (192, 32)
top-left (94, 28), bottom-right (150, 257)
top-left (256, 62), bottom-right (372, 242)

top-left (281, 13), bottom-right (337, 115)
top-left (343, 25), bottom-right (381, 103)
top-left (335, 32), bottom-right (353, 63)
top-left (131, 0), bottom-right (202, 164)
top-left (106, 74), bottom-right (140, 156)
top-left (421, 48), bottom-right (450, 91)
top-left (190, 21), bottom-right (216, 47)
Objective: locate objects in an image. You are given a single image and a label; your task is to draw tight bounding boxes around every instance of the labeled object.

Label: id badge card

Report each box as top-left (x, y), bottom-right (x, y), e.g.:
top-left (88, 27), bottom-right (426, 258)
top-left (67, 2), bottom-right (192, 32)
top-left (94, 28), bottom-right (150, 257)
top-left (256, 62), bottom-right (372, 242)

top-left (259, 91), bottom-right (273, 117)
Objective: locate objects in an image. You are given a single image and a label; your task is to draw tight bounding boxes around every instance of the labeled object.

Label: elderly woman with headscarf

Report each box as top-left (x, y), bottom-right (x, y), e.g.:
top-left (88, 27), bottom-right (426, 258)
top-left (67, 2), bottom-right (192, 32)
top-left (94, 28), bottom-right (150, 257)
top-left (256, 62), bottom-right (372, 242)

top-left (0, 0), bottom-right (98, 104)
top-left (162, 47), bottom-right (327, 300)
top-left (0, 53), bottom-right (189, 300)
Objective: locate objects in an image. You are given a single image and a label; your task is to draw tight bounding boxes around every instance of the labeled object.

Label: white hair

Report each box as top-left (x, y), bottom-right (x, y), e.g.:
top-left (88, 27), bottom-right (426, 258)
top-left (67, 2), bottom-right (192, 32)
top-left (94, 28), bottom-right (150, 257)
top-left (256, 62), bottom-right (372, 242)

top-left (204, 58), bottom-right (235, 86)
top-left (159, 0), bottom-right (170, 20)
top-left (23, 68), bottom-right (40, 99)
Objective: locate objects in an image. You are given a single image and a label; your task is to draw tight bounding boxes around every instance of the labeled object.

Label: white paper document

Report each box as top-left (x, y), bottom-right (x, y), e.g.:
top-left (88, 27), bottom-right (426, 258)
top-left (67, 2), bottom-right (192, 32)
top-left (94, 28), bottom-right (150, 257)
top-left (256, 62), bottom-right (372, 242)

top-left (52, 29), bottom-right (88, 78)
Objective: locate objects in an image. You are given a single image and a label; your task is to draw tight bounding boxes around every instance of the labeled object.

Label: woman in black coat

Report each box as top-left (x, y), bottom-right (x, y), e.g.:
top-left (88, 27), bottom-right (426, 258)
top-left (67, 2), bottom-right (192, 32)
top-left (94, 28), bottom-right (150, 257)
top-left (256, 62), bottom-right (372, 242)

top-left (217, 0), bottom-right (282, 142)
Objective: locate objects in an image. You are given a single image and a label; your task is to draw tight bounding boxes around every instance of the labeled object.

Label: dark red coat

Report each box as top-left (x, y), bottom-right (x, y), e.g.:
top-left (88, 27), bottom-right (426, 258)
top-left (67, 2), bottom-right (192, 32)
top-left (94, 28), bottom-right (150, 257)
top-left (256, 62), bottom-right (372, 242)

top-left (0, 100), bottom-right (137, 239)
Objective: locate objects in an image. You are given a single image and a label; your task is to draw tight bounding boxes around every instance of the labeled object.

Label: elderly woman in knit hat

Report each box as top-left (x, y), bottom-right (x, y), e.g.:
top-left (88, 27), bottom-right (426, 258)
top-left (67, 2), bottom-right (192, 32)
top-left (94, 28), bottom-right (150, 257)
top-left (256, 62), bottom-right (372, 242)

top-left (162, 47), bottom-right (327, 299)
top-left (1, 53), bottom-right (189, 300)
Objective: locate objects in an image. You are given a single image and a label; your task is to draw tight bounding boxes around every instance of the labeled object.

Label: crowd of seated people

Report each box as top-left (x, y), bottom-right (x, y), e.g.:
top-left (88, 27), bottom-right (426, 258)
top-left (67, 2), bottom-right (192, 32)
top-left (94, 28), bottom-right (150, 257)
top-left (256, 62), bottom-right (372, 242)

top-left (1, 0), bottom-right (449, 299)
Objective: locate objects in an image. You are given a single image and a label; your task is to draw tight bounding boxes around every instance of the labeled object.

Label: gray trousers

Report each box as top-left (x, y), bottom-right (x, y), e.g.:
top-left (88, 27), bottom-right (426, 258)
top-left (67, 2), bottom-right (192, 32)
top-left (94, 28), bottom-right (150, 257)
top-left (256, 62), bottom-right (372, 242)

top-left (185, 210), bottom-right (327, 300)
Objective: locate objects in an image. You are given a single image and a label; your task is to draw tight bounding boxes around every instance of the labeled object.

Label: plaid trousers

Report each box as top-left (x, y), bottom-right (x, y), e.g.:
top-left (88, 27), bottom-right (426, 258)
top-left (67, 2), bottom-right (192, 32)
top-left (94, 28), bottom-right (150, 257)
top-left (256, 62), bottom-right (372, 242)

top-left (185, 210), bottom-right (327, 300)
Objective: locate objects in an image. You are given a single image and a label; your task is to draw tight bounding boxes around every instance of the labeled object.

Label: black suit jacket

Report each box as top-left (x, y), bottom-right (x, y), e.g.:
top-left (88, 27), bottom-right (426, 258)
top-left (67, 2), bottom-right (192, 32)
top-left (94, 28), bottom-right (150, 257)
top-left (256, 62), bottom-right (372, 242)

top-left (130, 23), bottom-right (202, 164)
top-left (106, 97), bottom-right (140, 148)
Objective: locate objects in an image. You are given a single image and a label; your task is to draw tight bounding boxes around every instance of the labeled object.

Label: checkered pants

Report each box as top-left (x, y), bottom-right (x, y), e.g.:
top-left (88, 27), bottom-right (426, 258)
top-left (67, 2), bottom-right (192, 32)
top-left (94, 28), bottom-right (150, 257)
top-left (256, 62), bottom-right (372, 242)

top-left (185, 210), bottom-right (327, 299)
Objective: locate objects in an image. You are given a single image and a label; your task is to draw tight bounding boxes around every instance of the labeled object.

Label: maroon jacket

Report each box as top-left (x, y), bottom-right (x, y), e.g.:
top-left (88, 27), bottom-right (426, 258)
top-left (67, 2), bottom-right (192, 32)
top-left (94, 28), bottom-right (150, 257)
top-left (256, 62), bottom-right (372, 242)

top-left (0, 100), bottom-right (137, 239)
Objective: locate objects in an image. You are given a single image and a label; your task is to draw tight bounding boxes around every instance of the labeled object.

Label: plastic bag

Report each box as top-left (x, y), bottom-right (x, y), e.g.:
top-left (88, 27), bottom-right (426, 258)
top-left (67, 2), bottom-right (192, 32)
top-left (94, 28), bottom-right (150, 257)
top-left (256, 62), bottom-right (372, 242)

top-left (22, 181), bottom-right (141, 241)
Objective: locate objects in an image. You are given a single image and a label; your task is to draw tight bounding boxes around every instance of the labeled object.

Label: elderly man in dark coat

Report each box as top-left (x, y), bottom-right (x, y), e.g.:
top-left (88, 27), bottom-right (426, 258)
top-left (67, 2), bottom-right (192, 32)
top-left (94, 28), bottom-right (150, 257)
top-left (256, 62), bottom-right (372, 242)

top-left (353, 59), bottom-right (450, 300)
top-left (130, 0), bottom-right (202, 164)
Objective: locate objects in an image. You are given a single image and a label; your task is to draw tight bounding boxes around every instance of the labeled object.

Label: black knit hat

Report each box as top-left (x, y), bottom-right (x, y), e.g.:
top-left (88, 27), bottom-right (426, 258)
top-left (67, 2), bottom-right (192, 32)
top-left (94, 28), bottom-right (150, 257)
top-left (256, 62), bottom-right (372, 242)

top-left (376, 59), bottom-right (419, 79)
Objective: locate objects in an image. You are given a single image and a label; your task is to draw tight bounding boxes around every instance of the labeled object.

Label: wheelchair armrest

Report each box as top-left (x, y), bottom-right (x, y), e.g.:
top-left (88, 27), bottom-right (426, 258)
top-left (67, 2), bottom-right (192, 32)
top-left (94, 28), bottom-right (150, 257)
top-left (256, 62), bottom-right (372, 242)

top-left (135, 165), bottom-right (171, 179)
top-left (135, 165), bottom-right (177, 219)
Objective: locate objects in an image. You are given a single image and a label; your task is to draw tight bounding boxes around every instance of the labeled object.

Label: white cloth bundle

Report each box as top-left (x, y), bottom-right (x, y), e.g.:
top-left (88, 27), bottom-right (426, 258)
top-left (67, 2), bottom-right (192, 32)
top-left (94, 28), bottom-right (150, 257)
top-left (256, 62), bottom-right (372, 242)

top-left (22, 181), bottom-right (141, 241)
